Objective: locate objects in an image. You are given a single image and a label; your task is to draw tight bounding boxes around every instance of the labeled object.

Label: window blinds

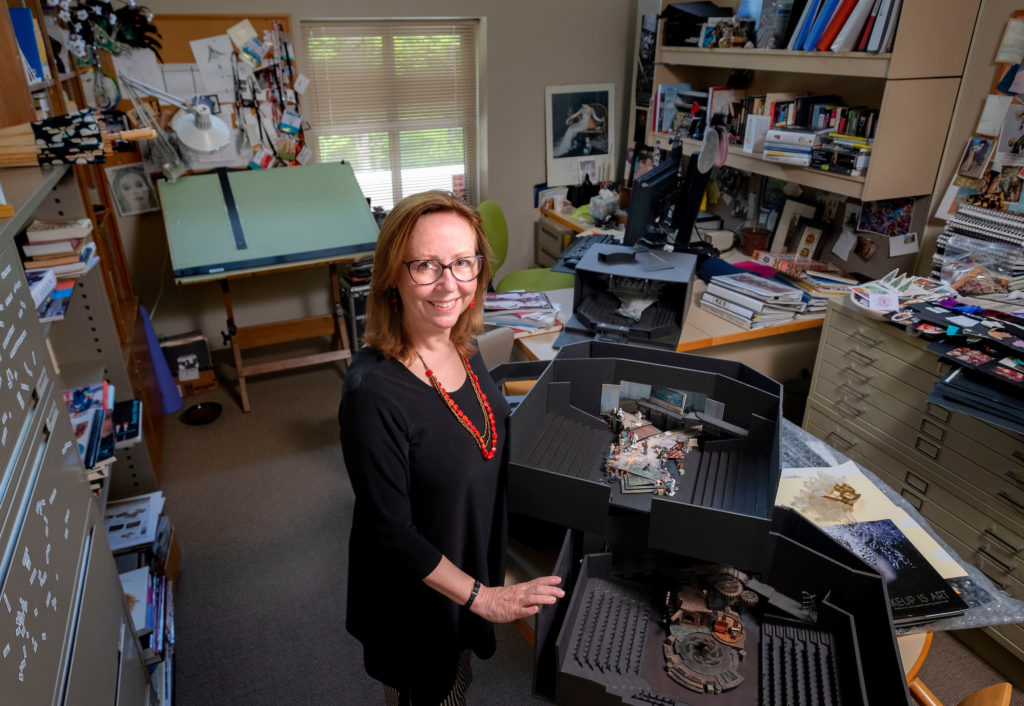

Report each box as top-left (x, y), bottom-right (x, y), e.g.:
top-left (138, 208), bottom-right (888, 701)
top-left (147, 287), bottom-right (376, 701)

top-left (300, 19), bottom-right (479, 210)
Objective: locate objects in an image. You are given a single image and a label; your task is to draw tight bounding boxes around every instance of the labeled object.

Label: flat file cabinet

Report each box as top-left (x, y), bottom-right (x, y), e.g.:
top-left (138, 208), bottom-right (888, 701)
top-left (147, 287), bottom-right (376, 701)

top-left (804, 297), bottom-right (1024, 662)
top-left (0, 166), bottom-right (151, 703)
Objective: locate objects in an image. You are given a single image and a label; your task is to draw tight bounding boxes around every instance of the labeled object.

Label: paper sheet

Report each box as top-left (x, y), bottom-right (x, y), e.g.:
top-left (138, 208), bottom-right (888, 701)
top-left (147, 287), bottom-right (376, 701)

top-left (889, 232), bottom-right (919, 257)
top-left (831, 230), bottom-right (856, 261)
top-left (996, 18), bottom-right (1024, 64)
top-left (111, 48), bottom-right (162, 91)
top-left (977, 95), bottom-right (1013, 136)
top-left (189, 35), bottom-right (235, 95)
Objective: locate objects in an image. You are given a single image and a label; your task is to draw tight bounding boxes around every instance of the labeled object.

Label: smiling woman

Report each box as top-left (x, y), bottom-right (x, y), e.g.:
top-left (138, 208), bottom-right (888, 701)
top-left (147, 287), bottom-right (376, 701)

top-left (338, 191), bottom-right (565, 704)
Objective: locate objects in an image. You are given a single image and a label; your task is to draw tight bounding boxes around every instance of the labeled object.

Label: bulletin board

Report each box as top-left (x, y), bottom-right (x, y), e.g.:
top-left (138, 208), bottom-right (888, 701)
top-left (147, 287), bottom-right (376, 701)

top-left (154, 14), bottom-right (291, 63)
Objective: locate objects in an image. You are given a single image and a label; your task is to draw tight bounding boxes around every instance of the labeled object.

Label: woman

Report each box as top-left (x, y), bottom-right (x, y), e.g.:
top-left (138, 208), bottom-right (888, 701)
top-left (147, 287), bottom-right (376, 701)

top-left (112, 166), bottom-right (158, 215)
top-left (339, 191), bottom-right (564, 704)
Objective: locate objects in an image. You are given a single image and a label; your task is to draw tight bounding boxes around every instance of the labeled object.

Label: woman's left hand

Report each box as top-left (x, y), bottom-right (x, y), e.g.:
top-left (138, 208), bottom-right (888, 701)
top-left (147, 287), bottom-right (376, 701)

top-left (470, 576), bottom-right (565, 623)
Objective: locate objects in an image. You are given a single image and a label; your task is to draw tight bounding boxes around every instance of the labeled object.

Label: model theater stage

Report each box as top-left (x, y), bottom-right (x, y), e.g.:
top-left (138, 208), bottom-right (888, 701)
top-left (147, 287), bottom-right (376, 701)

top-left (505, 342), bottom-right (908, 705)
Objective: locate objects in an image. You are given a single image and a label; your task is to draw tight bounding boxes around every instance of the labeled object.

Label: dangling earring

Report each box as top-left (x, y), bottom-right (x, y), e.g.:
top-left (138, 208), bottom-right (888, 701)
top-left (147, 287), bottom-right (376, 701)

top-left (470, 296), bottom-right (476, 308)
top-left (390, 287), bottom-right (399, 312)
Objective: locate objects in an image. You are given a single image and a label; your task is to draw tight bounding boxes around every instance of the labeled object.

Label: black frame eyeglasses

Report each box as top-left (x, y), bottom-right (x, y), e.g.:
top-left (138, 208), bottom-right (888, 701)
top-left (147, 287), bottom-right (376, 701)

top-left (402, 255), bottom-right (485, 285)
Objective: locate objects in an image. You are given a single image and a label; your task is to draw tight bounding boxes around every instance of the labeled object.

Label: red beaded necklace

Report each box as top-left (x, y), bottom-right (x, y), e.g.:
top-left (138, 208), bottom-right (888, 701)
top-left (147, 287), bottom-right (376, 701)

top-left (416, 351), bottom-right (497, 460)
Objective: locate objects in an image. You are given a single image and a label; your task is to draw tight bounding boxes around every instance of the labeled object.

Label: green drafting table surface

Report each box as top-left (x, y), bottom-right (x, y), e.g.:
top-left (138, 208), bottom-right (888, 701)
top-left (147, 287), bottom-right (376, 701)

top-left (158, 161), bottom-right (378, 283)
top-left (157, 162), bottom-right (378, 411)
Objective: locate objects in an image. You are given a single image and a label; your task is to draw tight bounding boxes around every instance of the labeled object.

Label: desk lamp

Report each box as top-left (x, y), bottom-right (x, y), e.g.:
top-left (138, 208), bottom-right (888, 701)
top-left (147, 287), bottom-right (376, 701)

top-left (120, 74), bottom-right (231, 154)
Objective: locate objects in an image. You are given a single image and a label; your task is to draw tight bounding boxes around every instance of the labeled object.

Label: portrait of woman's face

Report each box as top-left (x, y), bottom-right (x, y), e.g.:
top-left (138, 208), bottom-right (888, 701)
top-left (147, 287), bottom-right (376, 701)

top-left (107, 166), bottom-right (159, 217)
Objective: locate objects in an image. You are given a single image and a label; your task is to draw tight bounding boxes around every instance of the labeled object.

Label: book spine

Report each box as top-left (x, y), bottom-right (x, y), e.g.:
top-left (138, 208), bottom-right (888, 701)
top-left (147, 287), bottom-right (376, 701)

top-left (817, 0), bottom-right (858, 51)
top-left (706, 282), bottom-right (769, 311)
top-left (701, 292), bottom-right (758, 319)
top-left (763, 153), bottom-right (812, 165)
top-left (765, 129), bottom-right (823, 146)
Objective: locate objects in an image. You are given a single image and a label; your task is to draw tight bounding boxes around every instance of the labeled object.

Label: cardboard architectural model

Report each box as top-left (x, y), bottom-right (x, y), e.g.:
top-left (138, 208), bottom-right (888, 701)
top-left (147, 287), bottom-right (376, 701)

top-left (506, 342), bottom-right (907, 705)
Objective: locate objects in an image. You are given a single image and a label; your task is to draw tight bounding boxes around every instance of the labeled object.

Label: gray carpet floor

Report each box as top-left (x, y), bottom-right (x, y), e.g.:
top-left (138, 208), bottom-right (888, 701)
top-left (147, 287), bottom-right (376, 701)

top-left (156, 361), bottom-right (1021, 705)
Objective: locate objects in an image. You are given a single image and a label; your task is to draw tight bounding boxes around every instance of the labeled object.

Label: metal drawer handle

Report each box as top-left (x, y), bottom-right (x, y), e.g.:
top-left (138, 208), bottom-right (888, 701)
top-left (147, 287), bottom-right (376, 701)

top-left (835, 400), bottom-right (864, 418)
top-left (851, 329), bottom-right (884, 346)
top-left (983, 529), bottom-right (1021, 556)
top-left (905, 471), bottom-right (928, 495)
top-left (925, 402), bottom-right (951, 423)
top-left (914, 436), bottom-right (940, 460)
top-left (839, 383), bottom-right (867, 401)
top-left (919, 418), bottom-right (945, 442)
top-left (846, 349), bottom-right (877, 366)
top-left (998, 491), bottom-right (1024, 515)
top-left (841, 366), bottom-right (871, 384)
top-left (978, 566), bottom-right (1010, 591)
top-left (826, 431), bottom-right (855, 451)
top-left (1007, 471), bottom-right (1024, 488)
top-left (1014, 450), bottom-right (1024, 465)
top-left (976, 547), bottom-right (1015, 575)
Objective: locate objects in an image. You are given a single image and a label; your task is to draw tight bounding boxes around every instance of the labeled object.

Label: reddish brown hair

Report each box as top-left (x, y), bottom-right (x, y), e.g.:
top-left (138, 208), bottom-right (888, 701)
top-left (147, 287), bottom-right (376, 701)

top-left (364, 191), bottom-right (492, 361)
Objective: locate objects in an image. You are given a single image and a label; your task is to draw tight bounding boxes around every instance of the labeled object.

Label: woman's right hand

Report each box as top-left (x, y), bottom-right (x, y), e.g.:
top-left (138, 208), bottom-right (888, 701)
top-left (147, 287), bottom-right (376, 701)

top-left (469, 576), bottom-right (565, 623)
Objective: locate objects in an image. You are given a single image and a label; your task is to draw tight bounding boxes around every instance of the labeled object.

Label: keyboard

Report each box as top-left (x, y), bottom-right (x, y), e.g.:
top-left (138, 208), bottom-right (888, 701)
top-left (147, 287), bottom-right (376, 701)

top-left (552, 234), bottom-right (618, 273)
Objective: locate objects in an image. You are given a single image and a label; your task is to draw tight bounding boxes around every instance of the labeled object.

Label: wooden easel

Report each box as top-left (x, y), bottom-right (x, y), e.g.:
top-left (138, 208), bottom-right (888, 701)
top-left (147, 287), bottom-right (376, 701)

top-left (215, 259), bottom-right (353, 412)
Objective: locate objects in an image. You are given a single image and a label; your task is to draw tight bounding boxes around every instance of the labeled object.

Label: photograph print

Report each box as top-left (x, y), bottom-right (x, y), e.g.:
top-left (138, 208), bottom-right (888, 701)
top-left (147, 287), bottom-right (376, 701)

top-left (546, 83), bottom-right (615, 187)
top-left (106, 163), bottom-right (161, 217)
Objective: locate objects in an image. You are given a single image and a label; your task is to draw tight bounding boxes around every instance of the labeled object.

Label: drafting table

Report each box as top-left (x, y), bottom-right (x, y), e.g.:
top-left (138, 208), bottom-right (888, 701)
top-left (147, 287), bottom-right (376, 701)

top-left (158, 162), bottom-right (378, 411)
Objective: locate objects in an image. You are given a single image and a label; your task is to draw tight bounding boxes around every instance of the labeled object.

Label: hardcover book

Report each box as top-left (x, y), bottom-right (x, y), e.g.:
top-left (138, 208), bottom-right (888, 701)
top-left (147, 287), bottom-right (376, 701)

top-left (25, 217), bottom-right (93, 242)
top-left (823, 518), bottom-right (968, 626)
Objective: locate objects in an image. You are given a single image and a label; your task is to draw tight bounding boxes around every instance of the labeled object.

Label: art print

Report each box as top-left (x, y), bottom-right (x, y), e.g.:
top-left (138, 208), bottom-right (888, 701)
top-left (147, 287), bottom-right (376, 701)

top-left (105, 163), bottom-right (160, 217)
top-left (769, 199), bottom-right (816, 252)
top-left (956, 136), bottom-right (995, 179)
top-left (794, 219), bottom-right (823, 259)
top-left (546, 83), bottom-right (615, 187)
top-left (858, 197), bottom-right (915, 237)
top-left (945, 347), bottom-right (995, 367)
top-left (189, 34), bottom-right (235, 96)
top-left (991, 363), bottom-right (1024, 384)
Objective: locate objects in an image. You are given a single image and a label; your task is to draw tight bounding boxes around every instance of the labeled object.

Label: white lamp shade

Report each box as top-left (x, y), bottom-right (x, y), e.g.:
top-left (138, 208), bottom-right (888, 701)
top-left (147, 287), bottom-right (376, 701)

top-left (170, 105), bottom-right (231, 153)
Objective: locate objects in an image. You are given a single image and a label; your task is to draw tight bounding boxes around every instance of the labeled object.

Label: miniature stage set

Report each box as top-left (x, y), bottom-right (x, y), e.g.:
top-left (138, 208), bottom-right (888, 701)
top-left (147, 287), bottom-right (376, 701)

top-left (504, 342), bottom-right (907, 705)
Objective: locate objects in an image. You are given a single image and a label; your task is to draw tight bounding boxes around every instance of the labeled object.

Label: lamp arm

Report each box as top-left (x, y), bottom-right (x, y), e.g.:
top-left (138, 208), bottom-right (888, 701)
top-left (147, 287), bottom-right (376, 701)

top-left (120, 74), bottom-right (194, 114)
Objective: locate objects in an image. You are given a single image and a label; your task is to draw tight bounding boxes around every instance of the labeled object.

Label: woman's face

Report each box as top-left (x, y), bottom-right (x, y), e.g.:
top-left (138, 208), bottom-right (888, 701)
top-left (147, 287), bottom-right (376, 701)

top-left (120, 171), bottom-right (151, 211)
top-left (397, 211), bottom-right (478, 338)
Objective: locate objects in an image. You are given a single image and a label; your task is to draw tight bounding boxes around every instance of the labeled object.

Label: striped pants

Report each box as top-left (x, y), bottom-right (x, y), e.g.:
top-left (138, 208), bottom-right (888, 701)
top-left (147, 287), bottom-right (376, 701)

top-left (383, 650), bottom-right (472, 706)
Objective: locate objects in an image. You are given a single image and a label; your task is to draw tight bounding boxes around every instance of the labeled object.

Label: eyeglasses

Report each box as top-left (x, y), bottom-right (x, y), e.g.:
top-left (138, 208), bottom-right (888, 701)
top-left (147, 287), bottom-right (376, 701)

top-left (403, 255), bottom-right (484, 285)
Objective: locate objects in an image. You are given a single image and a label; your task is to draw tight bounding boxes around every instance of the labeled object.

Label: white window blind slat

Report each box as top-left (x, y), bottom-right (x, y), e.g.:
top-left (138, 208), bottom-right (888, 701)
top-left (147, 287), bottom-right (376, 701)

top-left (301, 19), bottom-right (479, 210)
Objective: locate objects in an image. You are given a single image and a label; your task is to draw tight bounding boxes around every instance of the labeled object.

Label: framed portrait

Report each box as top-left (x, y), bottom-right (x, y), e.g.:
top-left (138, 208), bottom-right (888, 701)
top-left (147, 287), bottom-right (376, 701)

top-left (545, 83), bottom-right (615, 187)
top-left (769, 199), bottom-right (816, 252)
top-left (793, 218), bottom-right (824, 259)
top-left (105, 163), bottom-right (161, 217)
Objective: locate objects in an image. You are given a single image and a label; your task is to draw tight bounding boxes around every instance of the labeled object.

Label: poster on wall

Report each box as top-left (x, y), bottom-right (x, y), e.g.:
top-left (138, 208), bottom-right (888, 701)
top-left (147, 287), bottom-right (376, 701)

top-left (545, 83), bottom-right (615, 187)
top-left (105, 164), bottom-right (161, 217)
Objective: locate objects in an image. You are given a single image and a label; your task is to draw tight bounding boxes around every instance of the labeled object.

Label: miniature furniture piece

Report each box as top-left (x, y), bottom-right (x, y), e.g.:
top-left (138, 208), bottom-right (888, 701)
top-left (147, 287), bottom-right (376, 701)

top-left (0, 165), bottom-right (152, 702)
top-left (804, 297), bottom-right (1024, 670)
top-left (158, 162), bottom-right (379, 412)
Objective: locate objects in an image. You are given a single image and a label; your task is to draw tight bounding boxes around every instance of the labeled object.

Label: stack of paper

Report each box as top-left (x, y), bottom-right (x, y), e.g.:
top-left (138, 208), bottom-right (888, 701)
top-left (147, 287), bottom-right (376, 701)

top-left (700, 271), bottom-right (807, 329)
top-left (483, 291), bottom-right (561, 337)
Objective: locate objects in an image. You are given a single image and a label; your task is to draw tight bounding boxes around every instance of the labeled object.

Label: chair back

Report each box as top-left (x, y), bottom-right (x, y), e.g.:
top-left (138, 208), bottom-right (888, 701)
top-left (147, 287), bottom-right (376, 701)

top-left (478, 200), bottom-right (508, 274)
top-left (496, 267), bottom-right (574, 293)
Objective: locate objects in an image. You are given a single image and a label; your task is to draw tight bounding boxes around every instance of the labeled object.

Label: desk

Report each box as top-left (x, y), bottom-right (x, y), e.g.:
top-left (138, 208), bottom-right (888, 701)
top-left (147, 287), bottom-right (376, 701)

top-left (514, 281), bottom-right (825, 382)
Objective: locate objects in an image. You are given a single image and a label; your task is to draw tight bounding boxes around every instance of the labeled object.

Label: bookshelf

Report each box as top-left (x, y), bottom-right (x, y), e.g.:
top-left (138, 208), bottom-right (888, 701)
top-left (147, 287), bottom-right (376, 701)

top-left (649, 0), bottom-right (981, 202)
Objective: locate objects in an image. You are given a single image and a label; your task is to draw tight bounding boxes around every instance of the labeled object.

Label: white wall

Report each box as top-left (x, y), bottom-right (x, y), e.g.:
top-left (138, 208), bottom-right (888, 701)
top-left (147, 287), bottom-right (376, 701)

top-left (120, 0), bottom-right (636, 344)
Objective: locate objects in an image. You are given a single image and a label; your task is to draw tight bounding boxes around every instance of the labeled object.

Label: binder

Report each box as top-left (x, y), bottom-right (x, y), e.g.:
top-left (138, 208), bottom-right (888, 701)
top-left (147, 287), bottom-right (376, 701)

top-left (788, 0), bottom-right (823, 50)
top-left (856, 0), bottom-right (884, 51)
top-left (829, 0), bottom-right (875, 52)
top-left (817, 0), bottom-right (859, 51)
top-left (802, 0), bottom-right (841, 50)
top-left (865, 0), bottom-right (893, 52)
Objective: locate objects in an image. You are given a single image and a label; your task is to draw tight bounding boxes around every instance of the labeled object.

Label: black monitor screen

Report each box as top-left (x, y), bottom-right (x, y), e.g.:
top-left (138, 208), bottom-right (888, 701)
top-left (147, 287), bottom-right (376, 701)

top-left (623, 156), bottom-right (678, 246)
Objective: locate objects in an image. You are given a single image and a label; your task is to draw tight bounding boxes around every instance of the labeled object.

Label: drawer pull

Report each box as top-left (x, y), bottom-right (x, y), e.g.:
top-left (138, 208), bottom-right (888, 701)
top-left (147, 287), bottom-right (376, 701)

top-left (983, 529), bottom-right (1021, 556)
top-left (914, 436), bottom-right (940, 460)
top-left (925, 402), bottom-right (951, 423)
top-left (998, 491), bottom-right (1024, 515)
top-left (846, 349), bottom-right (877, 366)
top-left (977, 564), bottom-right (1010, 591)
top-left (1007, 471), bottom-right (1024, 488)
top-left (839, 383), bottom-right (867, 401)
top-left (1013, 450), bottom-right (1024, 465)
top-left (841, 366), bottom-right (871, 384)
top-left (976, 547), bottom-right (1015, 575)
top-left (835, 400), bottom-right (864, 418)
top-left (904, 471), bottom-right (928, 495)
top-left (851, 329), bottom-right (883, 346)
top-left (826, 431), bottom-right (855, 451)
top-left (918, 418), bottom-right (945, 442)
top-left (901, 488), bottom-right (923, 511)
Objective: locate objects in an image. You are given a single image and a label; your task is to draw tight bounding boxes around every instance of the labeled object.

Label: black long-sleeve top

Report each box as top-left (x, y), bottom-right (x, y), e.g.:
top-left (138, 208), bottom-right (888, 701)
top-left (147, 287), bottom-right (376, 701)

top-left (338, 347), bottom-right (510, 701)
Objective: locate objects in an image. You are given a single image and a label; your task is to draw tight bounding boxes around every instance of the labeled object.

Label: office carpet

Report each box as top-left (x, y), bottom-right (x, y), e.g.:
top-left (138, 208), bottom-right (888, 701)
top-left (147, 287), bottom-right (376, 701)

top-left (156, 358), bottom-right (1021, 705)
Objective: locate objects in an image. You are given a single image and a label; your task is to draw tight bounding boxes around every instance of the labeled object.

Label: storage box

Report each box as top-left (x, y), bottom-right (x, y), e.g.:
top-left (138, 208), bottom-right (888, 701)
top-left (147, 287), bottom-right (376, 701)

top-left (173, 369), bottom-right (217, 398)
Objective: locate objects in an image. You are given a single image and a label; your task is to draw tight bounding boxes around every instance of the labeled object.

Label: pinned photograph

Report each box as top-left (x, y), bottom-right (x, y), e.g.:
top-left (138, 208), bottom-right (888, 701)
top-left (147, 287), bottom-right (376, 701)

top-left (105, 164), bottom-right (160, 217)
top-left (956, 136), bottom-right (994, 180)
top-left (854, 236), bottom-right (878, 261)
top-left (545, 83), bottom-right (615, 187)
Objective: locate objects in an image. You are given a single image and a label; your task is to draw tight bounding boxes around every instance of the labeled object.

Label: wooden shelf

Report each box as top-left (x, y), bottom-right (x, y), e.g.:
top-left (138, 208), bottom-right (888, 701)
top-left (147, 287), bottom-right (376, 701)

top-left (0, 165), bottom-right (68, 240)
top-left (658, 46), bottom-right (892, 79)
top-left (651, 134), bottom-right (867, 199)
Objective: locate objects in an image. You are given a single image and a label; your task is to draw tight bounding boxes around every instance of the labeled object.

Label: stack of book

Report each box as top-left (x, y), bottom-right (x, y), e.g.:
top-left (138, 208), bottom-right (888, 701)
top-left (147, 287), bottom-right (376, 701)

top-left (752, 251), bottom-right (858, 299)
top-left (483, 291), bottom-right (561, 337)
top-left (699, 271), bottom-right (808, 329)
top-left (762, 126), bottom-right (828, 166)
top-left (18, 218), bottom-right (98, 322)
top-left (63, 380), bottom-right (116, 491)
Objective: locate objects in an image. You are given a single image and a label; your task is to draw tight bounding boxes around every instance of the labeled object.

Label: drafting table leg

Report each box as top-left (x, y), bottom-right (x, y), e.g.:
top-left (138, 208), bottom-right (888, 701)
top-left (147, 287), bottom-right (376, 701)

top-left (220, 279), bottom-right (252, 413)
top-left (329, 263), bottom-right (351, 372)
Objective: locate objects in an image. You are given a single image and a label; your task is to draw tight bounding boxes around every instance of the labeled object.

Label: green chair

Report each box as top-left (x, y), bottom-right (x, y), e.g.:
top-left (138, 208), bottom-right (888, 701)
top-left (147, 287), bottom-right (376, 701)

top-left (477, 200), bottom-right (508, 274)
top-left (496, 267), bottom-right (574, 293)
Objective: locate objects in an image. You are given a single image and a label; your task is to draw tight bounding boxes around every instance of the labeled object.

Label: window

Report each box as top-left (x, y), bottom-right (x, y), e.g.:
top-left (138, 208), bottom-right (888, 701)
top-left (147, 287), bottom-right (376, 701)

top-left (300, 19), bottom-right (479, 210)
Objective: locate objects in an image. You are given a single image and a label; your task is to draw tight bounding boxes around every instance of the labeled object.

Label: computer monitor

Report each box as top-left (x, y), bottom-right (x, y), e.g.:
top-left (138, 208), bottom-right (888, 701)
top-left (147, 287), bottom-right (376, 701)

top-left (623, 155), bottom-right (679, 246)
